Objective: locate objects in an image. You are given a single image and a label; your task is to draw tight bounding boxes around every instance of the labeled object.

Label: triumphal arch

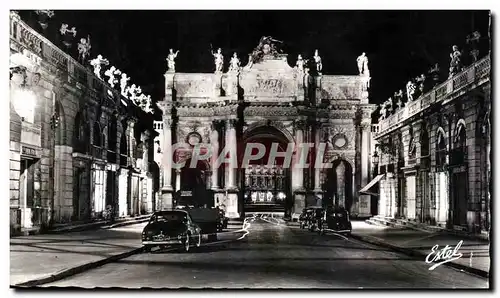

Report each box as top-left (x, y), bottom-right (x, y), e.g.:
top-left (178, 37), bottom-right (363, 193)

top-left (154, 37), bottom-right (376, 219)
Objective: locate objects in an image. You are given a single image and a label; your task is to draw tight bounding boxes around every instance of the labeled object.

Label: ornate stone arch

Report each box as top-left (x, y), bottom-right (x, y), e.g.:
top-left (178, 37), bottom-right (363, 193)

top-left (327, 154), bottom-right (355, 171)
top-left (243, 120), bottom-right (294, 144)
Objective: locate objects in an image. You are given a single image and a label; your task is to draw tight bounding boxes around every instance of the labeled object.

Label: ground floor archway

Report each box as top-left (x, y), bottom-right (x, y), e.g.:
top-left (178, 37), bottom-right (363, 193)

top-left (240, 125), bottom-right (293, 215)
top-left (322, 159), bottom-right (353, 210)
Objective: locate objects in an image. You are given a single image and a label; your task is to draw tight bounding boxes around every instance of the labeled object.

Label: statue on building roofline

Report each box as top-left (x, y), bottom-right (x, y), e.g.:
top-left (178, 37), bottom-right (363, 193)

top-left (394, 90), bottom-right (404, 110)
top-left (414, 73), bottom-right (426, 97)
top-left (296, 54), bottom-right (305, 72)
top-left (229, 52), bottom-right (241, 73)
top-left (60, 23), bottom-right (77, 48)
top-left (246, 36), bottom-right (284, 68)
top-left (78, 35), bottom-right (92, 63)
top-left (379, 102), bottom-right (388, 121)
top-left (104, 66), bottom-right (121, 88)
top-left (356, 52), bottom-right (369, 76)
top-left (90, 54), bottom-right (109, 80)
top-left (449, 45), bottom-right (463, 78)
top-left (120, 73), bottom-right (130, 97)
top-left (314, 49), bottom-right (322, 74)
top-left (166, 49), bottom-right (179, 72)
top-left (60, 23), bottom-right (77, 36)
top-left (406, 80), bottom-right (416, 102)
top-left (212, 48), bottom-right (224, 73)
top-left (128, 84), bottom-right (141, 102)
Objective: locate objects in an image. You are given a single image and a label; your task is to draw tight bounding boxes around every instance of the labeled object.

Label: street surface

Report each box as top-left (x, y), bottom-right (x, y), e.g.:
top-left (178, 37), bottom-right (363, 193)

top-left (45, 218), bottom-right (488, 289)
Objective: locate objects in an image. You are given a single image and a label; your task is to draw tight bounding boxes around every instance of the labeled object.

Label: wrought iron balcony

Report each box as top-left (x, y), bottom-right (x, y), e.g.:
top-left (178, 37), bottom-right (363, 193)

top-left (376, 55), bottom-right (490, 138)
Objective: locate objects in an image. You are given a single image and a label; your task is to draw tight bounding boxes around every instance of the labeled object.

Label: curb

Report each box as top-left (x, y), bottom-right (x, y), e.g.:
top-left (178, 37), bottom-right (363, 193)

top-left (12, 246), bottom-right (144, 288)
top-left (47, 217), bottom-right (151, 234)
top-left (12, 227), bottom-right (247, 287)
top-left (350, 234), bottom-right (489, 279)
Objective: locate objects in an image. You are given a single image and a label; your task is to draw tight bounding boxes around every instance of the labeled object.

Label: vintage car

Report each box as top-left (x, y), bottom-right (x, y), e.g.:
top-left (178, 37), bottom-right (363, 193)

top-left (216, 207), bottom-right (229, 232)
top-left (142, 210), bottom-right (202, 253)
top-left (299, 207), bottom-right (324, 231)
top-left (317, 206), bottom-right (352, 236)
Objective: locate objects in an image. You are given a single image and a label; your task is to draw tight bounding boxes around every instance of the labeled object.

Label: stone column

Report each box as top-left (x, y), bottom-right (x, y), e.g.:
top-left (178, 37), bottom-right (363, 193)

top-left (293, 120), bottom-right (306, 214)
top-left (292, 120), bottom-right (305, 191)
top-left (224, 119), bottom-right (239, 218)
top-left (336, 161), bottom-right (346, 207)
top-left (314, 122), bottom-right (321, 191)
top-left (210, 121), bottom-right (219, 190)
top-left (359, 123), bottom-right (371, 217)
top-left (160, 118), bottom-right (173, 209)
top-left (225, 119), bottom-right (237, 189)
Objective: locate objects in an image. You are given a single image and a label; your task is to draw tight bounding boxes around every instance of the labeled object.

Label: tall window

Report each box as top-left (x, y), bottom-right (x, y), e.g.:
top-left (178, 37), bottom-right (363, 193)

top-left (436, 129), bottom-right (447, 167)
top-left (73, 111), bottom-right (90, 153)
top-left (107, 116), bottom-right (117, 152)
top-left (93, 122), bottom-right (102, 147)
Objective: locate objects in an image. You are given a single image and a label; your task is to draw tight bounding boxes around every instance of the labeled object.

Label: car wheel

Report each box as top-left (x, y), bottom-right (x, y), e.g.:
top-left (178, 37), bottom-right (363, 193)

top-left (196, 233), bottom-right (201, 247)
top-left (184, 234), bottom-right (190, 252)
top-left (144, 245), bottom-right (152, 253)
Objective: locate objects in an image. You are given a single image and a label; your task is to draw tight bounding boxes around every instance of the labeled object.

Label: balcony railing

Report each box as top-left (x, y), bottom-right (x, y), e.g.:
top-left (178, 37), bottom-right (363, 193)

top-left (376, 55), bottom-right (490, 137)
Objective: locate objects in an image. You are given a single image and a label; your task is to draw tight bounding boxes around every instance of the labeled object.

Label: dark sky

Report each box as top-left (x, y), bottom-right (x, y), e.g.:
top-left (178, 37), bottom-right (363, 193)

top-left (18, 10), bottom-right (491, 119)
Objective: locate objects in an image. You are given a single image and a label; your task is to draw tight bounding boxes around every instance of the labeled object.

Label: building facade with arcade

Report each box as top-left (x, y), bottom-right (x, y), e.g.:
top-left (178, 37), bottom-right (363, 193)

top-left (155, 38), bottom-right (377, 219)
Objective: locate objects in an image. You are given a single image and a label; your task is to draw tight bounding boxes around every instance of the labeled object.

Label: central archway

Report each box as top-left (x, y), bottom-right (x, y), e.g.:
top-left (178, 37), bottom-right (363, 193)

top-left (240, 125), bottom-right (293, 216)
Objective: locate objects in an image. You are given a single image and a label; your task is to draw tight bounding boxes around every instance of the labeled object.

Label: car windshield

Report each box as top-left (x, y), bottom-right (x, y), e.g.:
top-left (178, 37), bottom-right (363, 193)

top-left (151, 212), bottom-right (187, 223)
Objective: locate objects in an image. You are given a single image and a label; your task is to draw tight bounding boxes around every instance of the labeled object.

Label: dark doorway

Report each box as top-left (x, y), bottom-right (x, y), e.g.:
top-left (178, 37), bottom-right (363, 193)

top-left (323, 159), bottom-right (353, 210)
top-left (452, 171), bottom-right (468, 226)
top-left (106, 170), bottom-right (117, 216)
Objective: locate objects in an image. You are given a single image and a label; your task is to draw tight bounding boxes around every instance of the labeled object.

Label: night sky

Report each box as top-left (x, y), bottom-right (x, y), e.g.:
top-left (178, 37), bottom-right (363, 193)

top-left (17, 10), bottom-right (491, 120)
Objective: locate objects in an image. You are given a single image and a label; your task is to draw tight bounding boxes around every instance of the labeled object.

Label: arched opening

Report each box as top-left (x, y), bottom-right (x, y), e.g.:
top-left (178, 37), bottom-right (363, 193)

top-left (420, 126), bottom-right (431, 223)
top-left (73, 111), bottom-right (90, 153)
top-left (451, 121), bottom-right (468, 227)
top-left (54, 100), bottom-right (66, 146)
top-left (92, 122), bottom-right (102, 157)
top-left (323, 159), bottom-right (353, 211)
top-left (120, 133), bottom-right (128, 166)
top-left (241, 125), bottom-right (292, 215)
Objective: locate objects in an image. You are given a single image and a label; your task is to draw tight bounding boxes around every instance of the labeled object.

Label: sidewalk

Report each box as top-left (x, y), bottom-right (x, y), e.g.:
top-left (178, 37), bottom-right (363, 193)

top-left (10, 222), bottom-right (147, 287)
top-left (350, 221), bottom-right (490, 278)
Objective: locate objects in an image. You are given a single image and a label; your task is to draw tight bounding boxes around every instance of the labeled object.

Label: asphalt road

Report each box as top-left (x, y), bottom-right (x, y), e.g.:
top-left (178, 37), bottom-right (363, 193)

top-left (45, 218), bottom-right (488, 289)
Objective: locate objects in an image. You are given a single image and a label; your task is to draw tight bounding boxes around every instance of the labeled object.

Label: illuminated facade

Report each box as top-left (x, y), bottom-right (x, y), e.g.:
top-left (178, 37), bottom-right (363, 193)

top-left (9, 12), bottom-right (157, 235)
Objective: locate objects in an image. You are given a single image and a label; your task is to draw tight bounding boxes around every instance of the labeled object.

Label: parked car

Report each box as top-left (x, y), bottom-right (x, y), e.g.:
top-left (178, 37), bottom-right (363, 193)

top-left (142, 210), bottom-right (202, 253)
top-left (299, 207), bottom-right (324, 231)
top-left (216, 207), bottom-right (229, 232)
top-left (317, 206), bottom-right (352, 236)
